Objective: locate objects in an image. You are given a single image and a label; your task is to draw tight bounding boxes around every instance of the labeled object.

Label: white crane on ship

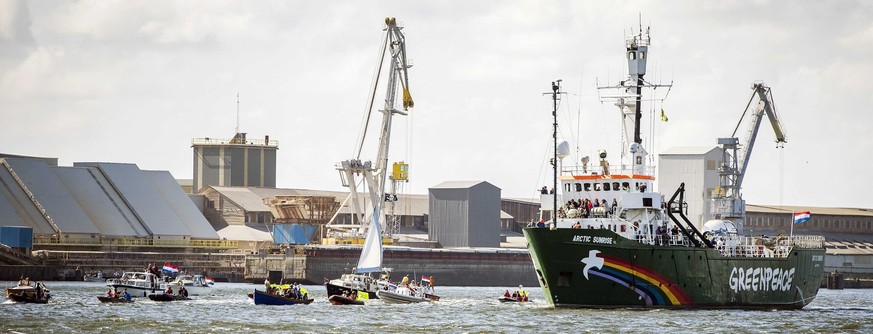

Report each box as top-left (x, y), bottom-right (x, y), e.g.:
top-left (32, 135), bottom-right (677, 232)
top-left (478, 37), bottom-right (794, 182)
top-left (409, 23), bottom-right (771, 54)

top-left (324, 17), bottom-right (414, 244)
top-left (713, 82), bottom-right (786, 233)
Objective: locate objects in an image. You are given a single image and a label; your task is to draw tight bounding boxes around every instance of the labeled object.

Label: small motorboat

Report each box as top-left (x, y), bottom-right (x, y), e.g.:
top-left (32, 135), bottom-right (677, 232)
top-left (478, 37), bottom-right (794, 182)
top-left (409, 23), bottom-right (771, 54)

top-left (498, 296), bottom-right (531, 303)
top-left (6, 284), bottom-right (50, 304)
top-left (251, 289), bottom-right (313, 305)
top-left (148, 294), bottom-right (190, 302)
top-left (376, 288), bottom-right (436, 304)
top-left (328, 294), bottom-right (365, 305)
top-left (98, 296), bottom-right (133, 303)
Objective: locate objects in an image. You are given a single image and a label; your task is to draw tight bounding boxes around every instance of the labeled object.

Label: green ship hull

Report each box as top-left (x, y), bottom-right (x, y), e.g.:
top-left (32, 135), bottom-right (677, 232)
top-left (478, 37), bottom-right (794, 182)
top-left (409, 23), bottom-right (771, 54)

top-left (524, 228), bottom-right (825, 309)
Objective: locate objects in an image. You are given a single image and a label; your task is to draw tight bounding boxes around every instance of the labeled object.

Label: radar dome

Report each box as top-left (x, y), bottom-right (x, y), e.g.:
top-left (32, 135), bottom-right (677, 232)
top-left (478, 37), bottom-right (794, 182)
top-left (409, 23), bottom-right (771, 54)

top-left (702, 220), bottom-right (738, 234)
top-left (557, 141), bottom-right (570, 158)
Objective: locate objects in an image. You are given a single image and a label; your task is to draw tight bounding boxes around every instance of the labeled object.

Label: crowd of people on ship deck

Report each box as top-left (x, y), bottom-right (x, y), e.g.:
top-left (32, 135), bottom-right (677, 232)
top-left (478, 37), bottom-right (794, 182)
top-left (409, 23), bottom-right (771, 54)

top-left (556, 198), bottom-right (616, 219)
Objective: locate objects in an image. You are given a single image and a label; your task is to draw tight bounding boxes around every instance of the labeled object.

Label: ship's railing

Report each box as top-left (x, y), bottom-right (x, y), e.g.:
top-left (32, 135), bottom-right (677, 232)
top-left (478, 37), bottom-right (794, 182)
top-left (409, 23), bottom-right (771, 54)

top-left (713, 236), bottom-right (795, 258)
top-left (790, 235), bottom-right (825, 249)
top-left (635, 232), bottom-right (691, 247)
top-left (561, 164), bottom-right (655, 177)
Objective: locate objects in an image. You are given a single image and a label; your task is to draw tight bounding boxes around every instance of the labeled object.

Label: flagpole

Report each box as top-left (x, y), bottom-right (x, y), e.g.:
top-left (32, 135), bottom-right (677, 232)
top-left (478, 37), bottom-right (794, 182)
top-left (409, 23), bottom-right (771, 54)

top-left (790, 211), bottom-right (794, 238)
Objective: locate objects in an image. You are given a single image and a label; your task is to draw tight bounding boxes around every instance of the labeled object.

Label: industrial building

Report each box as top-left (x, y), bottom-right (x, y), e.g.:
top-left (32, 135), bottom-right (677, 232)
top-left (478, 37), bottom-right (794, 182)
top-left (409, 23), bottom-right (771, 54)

top-left (0, 154), bottom-right (239, 279)
top-left (657, 146), bottom-right (722, 228)
top-left (195, 183), bottom-right (536, 252)
top-left (428, 181), bottom-right (501, 248)
top-left (745, 204), bottom-right (873, 275)
top-left (191, 132), bottom-right (278, 193)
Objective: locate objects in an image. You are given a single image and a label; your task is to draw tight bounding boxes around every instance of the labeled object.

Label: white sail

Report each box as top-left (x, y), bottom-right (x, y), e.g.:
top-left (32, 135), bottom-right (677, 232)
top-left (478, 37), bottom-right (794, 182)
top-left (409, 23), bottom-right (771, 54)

top-left (355, 206), bottom-right (382, 273)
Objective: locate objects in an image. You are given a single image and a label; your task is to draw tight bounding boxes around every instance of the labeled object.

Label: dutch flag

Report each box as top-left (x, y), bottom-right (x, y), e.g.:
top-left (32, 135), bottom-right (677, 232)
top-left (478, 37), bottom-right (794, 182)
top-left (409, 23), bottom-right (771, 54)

top-left (205, 277), bottom-right (215, 285)
top-left (794, 211), bottom-right (811, 224)
top-left (421, 276), bottom-right (431, 285)
top-left (162, 263), bottom-right (180, 274)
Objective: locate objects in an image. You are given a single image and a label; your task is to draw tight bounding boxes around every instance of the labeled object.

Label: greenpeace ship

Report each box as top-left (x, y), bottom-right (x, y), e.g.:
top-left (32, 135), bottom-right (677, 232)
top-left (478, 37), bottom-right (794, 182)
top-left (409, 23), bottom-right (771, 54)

top-left (523, 25), bottom-right (825, 309)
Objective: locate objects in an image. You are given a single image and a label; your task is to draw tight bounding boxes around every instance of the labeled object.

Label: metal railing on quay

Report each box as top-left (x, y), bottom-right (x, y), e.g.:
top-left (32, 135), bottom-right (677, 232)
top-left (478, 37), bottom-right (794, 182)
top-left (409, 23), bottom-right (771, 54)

top-left (33, 236), bottom-right (238, 249)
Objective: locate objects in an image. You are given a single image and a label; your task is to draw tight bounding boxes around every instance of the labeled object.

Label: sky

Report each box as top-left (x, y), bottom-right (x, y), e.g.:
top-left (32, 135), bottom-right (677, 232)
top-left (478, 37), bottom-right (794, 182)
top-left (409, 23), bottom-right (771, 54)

top-left (1, 0), bottom-right (871, 209)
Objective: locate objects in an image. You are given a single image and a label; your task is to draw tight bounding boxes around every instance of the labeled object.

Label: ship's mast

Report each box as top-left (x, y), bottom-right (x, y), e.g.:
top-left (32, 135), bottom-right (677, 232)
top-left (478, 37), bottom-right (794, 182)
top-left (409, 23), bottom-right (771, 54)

top-left (597, 23), bottom-right (671, 166)
top-left (551, 81), bottom-right (560, 223)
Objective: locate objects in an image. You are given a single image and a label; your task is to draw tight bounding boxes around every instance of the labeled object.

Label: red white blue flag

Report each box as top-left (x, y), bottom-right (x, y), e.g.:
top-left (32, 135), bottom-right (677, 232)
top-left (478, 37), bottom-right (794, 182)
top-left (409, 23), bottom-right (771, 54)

top-left (421, 276), bottom-right (431, 284)
top-left (162, 263), bottom-right (179, 273)
top-left (205, 277), bottom-right (215, 285)
top-left (794, 211), bottom-right (811, 224)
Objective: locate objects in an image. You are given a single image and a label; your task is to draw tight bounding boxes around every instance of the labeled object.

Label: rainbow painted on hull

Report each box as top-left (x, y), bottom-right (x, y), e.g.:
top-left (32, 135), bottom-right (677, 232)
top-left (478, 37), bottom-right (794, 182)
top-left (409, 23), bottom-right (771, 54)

top-left (589, 253), bottom-right (692, 306)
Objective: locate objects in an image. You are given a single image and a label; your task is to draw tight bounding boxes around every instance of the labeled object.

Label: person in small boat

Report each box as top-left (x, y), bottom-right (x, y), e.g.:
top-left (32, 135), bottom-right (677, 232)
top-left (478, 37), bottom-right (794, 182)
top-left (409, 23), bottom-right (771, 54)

top-left (35, 282), bottom-right (43, 300)
top-left (17, 276), bottom-right (26, 286)
top-left (264, 278), bottom-right (271, 294)
top-left (165, 285), bottom-right (174, 295)
top-left (107, 288), bottom-right (117, 298)
top-left (178, 285), bottom-right (188, 297)
top-left (23, 277), bottom-right (31, 286)
top-left (122, 288), bottom-right (131, 301)
top-left (503, 290), bottom-right (511, 298)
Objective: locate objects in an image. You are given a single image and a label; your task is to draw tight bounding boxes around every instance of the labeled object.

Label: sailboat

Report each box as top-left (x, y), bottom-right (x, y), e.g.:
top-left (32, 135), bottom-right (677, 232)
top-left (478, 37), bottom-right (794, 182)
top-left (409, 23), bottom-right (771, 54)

top-left (324, 207), bottom-right (393, 299)
top-left (323, 17), bottom-right (414, 300)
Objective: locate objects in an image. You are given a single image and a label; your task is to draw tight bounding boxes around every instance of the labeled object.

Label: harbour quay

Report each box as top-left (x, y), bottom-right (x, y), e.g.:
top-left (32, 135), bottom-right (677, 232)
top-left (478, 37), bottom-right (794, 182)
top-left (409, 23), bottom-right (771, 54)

top-left (1, 148), bottom-right (872, 286)
top-left (245, 246), bottom-right (537, 286)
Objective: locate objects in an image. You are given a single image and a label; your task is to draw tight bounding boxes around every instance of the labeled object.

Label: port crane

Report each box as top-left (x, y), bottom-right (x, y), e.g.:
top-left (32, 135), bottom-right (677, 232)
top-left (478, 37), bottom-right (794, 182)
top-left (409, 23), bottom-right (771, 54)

top-left (713, 82), bottom-right (786, 232)
top-left (323, 18), bottom-right (414, 246)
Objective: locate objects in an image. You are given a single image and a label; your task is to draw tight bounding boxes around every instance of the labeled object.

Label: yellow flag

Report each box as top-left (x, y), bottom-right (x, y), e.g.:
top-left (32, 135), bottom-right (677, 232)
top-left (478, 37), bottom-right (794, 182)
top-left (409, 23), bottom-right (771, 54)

top-left (357, 290), bottom-right (369, 301)
top-left (660, 109), bottom-right (669, 122)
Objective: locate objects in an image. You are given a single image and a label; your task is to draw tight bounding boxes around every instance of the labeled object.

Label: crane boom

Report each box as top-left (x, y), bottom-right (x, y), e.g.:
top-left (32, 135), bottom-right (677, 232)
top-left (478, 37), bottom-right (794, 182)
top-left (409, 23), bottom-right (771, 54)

top-left (713, 82), bottom-right (786, 232)
top-left (732, 83), bottom-right (786, 192)
top-left (325, 17), bottom-right (414, 242)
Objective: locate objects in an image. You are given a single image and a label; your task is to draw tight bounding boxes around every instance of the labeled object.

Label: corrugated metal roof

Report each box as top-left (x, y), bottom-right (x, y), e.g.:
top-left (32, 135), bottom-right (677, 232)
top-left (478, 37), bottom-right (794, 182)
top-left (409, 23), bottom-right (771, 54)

top-left (208, 187), bottom-right (434, 216)
top-left (0, 162), bottom-right (57, 234)
top-left (52, 167), bottom-right (145, 237)
top-left (747, 204), bottom-right (873, 217)
top-left (430, 180), bottom-right (498, 190)
top-left (77, 162), bottom-right (190, 236)
top-left (215, 224), bottom-right (272, 242)
top-left (6, 158), bottom-right (100, 234)
top-left (659, 146), bottom-right (720, 155)
top-left (144, 171), bottom-right (219, 239)
top-left (211, 186), bottom-right (271, 212)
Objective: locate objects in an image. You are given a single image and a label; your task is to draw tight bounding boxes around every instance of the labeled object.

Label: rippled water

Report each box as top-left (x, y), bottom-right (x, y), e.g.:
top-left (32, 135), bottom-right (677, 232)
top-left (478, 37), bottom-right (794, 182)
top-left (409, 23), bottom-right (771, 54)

top-left (1, 281), bottom-right (870, 333)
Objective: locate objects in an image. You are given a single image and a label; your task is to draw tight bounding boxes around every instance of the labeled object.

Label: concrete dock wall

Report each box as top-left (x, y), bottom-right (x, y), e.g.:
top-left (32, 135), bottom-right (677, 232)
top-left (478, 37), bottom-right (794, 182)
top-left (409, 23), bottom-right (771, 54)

top-left (245, 247), bottom-right (538, 286)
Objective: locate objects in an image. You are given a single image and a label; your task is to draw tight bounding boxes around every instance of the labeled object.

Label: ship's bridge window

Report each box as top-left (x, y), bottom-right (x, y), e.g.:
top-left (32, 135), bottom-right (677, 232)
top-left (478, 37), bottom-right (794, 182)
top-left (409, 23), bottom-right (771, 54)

top-left (628, 52), bottom-right (636, 60)
top-left (622, 182), bottom-right (630, 191)
top-left (564, 184), bottom-right (571, 192)
top-left (575, 183), bottom-right (582, 192)
top-left (593, 183), bottom-right (602, 191)
top-left (603, 183), bottom-right (611, 191)
top-left (640, 51), bottom-right (645, 59)
top-left (612, 182), bottom-right (620, 190)
top-left (584, 183), bottom-right (592, 191)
